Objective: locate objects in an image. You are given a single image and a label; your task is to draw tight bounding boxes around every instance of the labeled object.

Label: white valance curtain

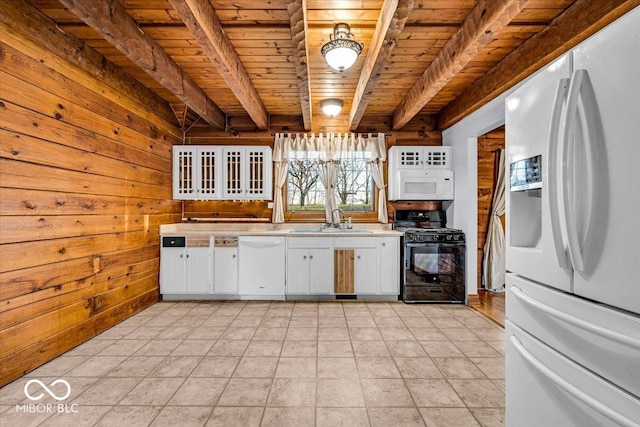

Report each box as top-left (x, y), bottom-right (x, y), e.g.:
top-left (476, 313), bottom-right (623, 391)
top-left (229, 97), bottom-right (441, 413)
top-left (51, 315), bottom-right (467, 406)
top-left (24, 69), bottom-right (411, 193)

top-left (482, 148), bottom-right (506, 291)
top-left (272, 133), bottom-right (388, 224)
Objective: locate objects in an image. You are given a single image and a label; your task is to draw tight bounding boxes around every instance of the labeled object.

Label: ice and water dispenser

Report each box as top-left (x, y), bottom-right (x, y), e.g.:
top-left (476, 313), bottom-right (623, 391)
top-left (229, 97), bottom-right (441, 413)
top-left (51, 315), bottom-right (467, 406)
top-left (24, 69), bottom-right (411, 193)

top-left (509, 155), bottom-right (542, 248)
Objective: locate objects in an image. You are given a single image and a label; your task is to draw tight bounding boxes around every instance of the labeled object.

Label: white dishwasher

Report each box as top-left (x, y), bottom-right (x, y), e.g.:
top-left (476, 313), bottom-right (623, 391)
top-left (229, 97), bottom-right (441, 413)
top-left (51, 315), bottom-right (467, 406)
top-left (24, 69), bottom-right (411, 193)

top-left (238, 236), bottom-right (286, 299)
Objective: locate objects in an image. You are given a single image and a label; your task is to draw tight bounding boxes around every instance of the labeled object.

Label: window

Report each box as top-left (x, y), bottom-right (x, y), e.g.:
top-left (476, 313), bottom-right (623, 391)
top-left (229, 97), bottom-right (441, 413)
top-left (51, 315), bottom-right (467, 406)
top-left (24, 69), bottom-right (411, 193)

top-left (286, 153), bottom-right (374, 212)
top-left (273, 132), bottom-right (387, 224)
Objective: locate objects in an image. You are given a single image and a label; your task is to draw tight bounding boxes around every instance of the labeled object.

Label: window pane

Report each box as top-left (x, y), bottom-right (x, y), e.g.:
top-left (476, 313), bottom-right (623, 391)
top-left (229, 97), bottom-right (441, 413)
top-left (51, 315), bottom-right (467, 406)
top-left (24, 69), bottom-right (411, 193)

top-left (335, 156), bottom-right (373, 212)
top-left (286, 155), bottom-right (373, 212)
top-left (287, 159), bottom-right (325, 210)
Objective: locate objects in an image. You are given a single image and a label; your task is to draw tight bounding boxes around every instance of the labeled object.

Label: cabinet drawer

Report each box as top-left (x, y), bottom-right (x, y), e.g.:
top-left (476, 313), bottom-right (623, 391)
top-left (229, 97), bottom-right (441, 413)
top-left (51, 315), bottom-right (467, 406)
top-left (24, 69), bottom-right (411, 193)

top-left (214, 236), bottom-right (238, 247)
top-left (162, 236), bottom-right (185, 247)
top-left (334, 237), bottom-right (377, 249)
top-left (187, 236), bottom-right (210, 247)
top-left (287, 237), bottom-right (332, 249)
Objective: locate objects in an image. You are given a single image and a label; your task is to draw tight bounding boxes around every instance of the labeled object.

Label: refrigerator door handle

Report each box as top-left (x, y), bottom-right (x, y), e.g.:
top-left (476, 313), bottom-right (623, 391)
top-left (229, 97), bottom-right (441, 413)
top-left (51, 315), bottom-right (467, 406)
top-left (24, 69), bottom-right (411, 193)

top-left (548, 78), bottom-right (570, 269)
top-left (511, 286), bottom-right (640, 350)
top-left (509, 335), bottom-right (638, 427)
top-left (560, 69), bottom-right (588, 272)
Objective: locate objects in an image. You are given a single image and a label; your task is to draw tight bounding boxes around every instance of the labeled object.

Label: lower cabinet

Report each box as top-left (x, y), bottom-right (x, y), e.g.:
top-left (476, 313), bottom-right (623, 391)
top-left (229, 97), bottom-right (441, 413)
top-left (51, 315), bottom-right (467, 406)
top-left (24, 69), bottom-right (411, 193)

top-left (379, 236), bottom-right (400, 295)
top-left (161, 233), bottom-right (400, 299)
top-left (214, 247), bottom-right (238, 294)
top-left (334, 237), bottom-right (379, 295)
top-left (355, 247), bottom-right (378, 294)
top-left (160, 236), bottom-right (213, 296)
top-left (287, 238), bottom-right (333, 295)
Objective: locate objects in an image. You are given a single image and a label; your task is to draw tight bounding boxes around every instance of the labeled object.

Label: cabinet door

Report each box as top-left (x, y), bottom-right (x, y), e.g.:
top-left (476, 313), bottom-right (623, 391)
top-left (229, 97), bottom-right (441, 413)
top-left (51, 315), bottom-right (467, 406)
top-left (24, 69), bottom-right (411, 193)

top-left (334, 249), bottom-right (355, 294)
top-left (309, 248), bottom-right (333, 294)
top-left (355, 248), bottom-right (378, 294)
top-left (423, 147), bottom-right (451, 169)
top-left (214, 247), bottom-right (238, 294)
top-left (185, 247), bottom-right (212, 294)
top-left (244, 147), bottom-right (272, 200)
top-left (160, 247), bottom-right (186, 294)
top-left (379, 237), bottom-right (400, 295)
top-left (395, 147), bottom-right (424, 170)
top-left (197, 147), bottom-right (221, 199)
top-left (173, 147), bottom-right (197, 199)
top-left (223, 148), bottom-right (244, 198)
top-left (287, 249), bottom-right (310, 294)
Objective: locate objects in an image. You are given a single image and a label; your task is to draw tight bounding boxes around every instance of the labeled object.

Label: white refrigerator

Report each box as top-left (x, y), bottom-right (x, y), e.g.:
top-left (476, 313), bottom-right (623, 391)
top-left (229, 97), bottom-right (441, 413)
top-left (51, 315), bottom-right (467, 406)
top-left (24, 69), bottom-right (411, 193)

top-left (505, 7), bottom-right (640, 427)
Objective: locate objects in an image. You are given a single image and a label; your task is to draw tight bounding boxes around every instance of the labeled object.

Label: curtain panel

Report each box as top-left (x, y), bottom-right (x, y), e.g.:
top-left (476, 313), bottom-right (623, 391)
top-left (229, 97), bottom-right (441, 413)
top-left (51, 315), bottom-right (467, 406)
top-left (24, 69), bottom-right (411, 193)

top-left (272, 133), bottom-right (388, 224)
top-left (482, 148), bottom-right (506, 291)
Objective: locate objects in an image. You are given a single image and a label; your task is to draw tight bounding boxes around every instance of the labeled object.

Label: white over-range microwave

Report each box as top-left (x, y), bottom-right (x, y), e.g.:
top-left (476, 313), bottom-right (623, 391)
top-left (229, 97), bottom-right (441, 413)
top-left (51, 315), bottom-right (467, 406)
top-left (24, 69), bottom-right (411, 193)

top-left (387, 146), bottom-right (454, 200)
top-left (388, 169), bottom-right (454, 200)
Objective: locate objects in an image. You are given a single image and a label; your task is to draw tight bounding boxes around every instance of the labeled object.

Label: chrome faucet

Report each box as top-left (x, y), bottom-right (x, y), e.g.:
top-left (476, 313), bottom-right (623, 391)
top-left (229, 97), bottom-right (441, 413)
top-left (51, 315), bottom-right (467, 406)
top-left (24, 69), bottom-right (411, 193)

top-left (331, 208), bottom-right (346, 228)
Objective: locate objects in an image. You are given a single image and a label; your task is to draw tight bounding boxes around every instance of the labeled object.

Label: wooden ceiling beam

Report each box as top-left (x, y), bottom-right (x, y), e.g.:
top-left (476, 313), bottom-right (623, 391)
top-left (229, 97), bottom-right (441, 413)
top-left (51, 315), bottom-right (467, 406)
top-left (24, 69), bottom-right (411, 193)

top-left (57, 0), bottom-right (226, 129)
top-left (287, 0), bottom-right (313, 131)
top-left (348, 0), bottom-right (415, 131)
top-left (169, 0), bottom-right (269, 130)
top-left (437, 0), bottom-right (639, 130)
top-left (392, 0), bottom-right (531, 130)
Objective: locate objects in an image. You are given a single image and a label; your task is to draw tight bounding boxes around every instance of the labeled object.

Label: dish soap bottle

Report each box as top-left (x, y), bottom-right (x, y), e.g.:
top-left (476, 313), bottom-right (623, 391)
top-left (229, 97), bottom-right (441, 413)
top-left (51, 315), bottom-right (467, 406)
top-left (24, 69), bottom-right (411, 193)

top-left (346, 217), bottom-right (353, 229)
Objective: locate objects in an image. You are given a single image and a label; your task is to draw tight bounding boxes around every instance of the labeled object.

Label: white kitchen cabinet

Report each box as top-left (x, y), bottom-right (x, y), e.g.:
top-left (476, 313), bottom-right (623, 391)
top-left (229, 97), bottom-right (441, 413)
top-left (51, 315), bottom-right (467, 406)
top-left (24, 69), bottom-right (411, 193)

top-left (160, 244), bottom-right (187, 294)
top-left (173, 145), bottom-right (271, 201)
top-left (378, 236), bottom-right (400, 295)
top-left (185, 246), bottom-right (213, 294)
top-left (355, 247), bottom-right (378, 294)
top-left (238, 236), bottom-right (285, 299)
top-left (173, 146), bottom-right (222, 200)
top-left (334, 237), bottom-right (378, 295)
top-left (222, 146), bottom-right (272, 200)
top-left (388, 146), bottom-right (451, 171)
top-left (286, 237), bottom-right (333, 295)
top-left (214, 247), bottom-right (238, 294)
top-left (160, 236), bottom-right (213, 296)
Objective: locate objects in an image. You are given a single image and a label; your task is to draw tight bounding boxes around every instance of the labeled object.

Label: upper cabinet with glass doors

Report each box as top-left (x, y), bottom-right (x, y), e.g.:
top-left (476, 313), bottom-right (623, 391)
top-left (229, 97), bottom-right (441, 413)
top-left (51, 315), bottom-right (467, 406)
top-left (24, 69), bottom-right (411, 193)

top-left (173, 146), bottom-right (272, 200)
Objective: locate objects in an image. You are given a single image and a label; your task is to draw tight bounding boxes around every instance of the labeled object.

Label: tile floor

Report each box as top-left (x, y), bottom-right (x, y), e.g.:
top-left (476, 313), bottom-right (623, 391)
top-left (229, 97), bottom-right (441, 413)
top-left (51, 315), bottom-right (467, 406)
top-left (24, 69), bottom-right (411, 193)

top-left (0, 301), bottom-right (505, 427)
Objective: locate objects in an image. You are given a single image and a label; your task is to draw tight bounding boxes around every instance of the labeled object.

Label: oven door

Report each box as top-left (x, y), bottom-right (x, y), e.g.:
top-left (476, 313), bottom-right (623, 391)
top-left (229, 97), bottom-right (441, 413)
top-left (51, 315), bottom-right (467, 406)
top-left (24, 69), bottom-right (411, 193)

top-left (403, 242), bottom-right (465, 303)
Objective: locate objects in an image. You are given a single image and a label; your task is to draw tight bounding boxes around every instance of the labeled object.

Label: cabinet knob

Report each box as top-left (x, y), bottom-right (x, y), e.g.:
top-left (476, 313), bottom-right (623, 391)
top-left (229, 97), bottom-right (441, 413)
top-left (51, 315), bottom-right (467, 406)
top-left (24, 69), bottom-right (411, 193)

top-left (309, 255), bottom-right (313, 260)
top-left (232, 254), bottom-right (236, 258)
top-left (357, 255), bottom-right (361, 260)
top-left (303, 255), bottom-right (307, 259)
top-left (180, 254), bottom-right (183, 258)
top-left (186, 254), bottom-right (189, 258)
top-left (382, 242), bottom-right (386, 246)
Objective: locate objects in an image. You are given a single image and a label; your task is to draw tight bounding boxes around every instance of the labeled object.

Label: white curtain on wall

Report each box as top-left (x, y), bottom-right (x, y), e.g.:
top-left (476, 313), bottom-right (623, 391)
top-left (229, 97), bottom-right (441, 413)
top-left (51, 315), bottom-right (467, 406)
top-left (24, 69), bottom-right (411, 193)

top-left (318, 161), bottom-right (338, 223)
top-left (271, 133), bottom-right (388, 224)
top-left (482, 149), bottom-right (506, 291)
top-left (271, 133), bottom-right (289, 223)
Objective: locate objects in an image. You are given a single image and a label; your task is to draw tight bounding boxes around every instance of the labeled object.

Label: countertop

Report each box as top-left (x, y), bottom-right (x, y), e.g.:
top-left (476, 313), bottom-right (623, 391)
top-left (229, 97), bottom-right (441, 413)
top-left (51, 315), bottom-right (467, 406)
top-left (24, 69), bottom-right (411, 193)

top-left (159, 222), bottom-right (403, 237)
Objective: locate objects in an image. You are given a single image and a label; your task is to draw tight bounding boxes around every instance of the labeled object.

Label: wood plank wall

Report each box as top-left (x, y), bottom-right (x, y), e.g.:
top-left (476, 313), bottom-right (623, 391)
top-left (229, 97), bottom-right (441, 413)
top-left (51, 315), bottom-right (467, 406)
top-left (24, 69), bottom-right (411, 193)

top-left (476, 126), bottom-right (505, 289)
top-left (0, 7), bottom-right (182, 386)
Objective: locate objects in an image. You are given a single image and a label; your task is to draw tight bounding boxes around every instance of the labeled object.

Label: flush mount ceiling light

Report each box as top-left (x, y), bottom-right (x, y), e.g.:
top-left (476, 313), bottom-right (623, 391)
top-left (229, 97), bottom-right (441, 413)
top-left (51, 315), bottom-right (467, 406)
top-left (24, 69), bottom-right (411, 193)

top-left (321, 99), bottom-right (344, 117)
top-left (321, 23), bottom-right (364, 72)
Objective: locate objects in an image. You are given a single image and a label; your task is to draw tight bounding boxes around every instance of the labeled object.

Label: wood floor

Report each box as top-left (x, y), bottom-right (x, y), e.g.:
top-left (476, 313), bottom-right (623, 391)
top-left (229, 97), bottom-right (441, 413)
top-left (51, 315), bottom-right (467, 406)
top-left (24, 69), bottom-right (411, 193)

top-left (471, 290), bottom-right (505, 328)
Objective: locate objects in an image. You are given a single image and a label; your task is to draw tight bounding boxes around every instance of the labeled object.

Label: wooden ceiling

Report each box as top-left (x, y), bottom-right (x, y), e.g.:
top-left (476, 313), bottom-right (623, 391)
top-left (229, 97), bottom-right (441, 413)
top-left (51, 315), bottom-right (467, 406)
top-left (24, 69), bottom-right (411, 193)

top-left (25, 0), bottom-right (637, 133)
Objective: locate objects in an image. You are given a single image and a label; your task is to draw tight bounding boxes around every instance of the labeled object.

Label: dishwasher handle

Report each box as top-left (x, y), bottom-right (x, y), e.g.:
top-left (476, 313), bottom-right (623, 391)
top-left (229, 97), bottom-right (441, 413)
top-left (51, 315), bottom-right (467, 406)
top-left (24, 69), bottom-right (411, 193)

top-left (240, 238), bottom-right (285, 249)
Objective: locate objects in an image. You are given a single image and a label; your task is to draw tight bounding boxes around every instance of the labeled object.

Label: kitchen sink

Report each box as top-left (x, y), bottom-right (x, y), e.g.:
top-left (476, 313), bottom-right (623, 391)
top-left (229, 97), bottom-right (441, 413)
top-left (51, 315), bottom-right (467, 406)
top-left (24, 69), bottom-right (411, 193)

top-left (290, 228), bottom-right (373, 233)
